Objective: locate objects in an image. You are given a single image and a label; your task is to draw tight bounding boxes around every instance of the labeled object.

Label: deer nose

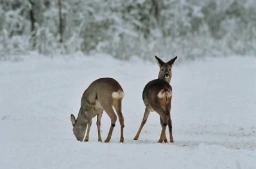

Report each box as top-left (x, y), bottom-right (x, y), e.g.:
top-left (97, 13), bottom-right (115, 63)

top-left (164, 73), bottom-right (169, 78)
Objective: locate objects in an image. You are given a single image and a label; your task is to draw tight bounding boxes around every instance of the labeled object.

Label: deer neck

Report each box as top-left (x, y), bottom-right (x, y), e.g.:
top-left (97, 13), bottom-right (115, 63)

top-left (76, 109), bottom-right (89, 126)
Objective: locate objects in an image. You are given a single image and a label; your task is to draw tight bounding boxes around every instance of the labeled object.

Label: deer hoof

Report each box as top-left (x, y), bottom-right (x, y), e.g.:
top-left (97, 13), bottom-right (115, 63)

top-left (120, 138), bottom-right (124, 143)
top-left (158, 139), bottom-right (163, 143)
top-left (133, 136), bottom-right (138, 140)
top-left (104, 139), bottom-right (110, 143)
top-left (170, 137), bottom-right (174, 143)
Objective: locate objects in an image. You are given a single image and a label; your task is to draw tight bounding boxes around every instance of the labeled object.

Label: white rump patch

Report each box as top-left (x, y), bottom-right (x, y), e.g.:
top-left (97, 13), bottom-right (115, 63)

top-left (157, 89), bottom-right (172, 98)
top-left (112, 90), bottom-right (124, 99)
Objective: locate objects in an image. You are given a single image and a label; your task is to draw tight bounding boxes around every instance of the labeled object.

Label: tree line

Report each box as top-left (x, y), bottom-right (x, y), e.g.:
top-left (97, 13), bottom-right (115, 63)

top-left (0, 0), bottom-right (255, 61)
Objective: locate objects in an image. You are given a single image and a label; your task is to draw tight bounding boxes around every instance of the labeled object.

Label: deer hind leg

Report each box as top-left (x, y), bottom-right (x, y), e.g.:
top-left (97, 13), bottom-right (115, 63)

top-left (102, 105), bottom-right (117, 143)
top-left (165, 99), bottom-right (174, 143)
top-left (154, 108), bottom-right (168, 143)
top-left (133, 107), bottom-right (150, 140)
top-left (158, 116), bottom-right (167, 143)
top-left (113, 100), bottom-right (125, 143)
top-left (168, 115), bottom-right (174, 143)
top-left (96, 111), bottom-right (103, 142)
top-left (160, 118), bottom-right (168, 143)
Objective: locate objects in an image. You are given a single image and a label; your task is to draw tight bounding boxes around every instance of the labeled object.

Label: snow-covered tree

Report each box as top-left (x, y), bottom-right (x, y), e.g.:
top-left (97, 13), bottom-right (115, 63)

top-left (0, 0), bottom-right (256, 61)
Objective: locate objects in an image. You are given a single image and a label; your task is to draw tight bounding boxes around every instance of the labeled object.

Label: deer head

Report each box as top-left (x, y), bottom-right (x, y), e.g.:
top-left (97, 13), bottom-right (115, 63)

top-left (70, 111), bottom-right (89, 142)
top-left (155, 56), bottom-right (178, 83)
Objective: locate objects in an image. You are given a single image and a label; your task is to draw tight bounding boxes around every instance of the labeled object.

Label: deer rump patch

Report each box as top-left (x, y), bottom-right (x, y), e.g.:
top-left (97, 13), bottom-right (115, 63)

top-left (112, 90), bottom-right (124, 99)
top-left (157, 89), bottom-right (172, 99)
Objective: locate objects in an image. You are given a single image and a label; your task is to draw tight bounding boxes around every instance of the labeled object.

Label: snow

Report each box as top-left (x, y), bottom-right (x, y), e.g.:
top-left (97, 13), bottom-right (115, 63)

top-left (0, 54), bottom-right (255, 169)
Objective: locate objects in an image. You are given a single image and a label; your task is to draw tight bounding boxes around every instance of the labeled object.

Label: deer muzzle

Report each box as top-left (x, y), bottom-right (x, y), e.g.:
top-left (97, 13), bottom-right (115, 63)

top-left (164, 73), bottom-right (170, 78)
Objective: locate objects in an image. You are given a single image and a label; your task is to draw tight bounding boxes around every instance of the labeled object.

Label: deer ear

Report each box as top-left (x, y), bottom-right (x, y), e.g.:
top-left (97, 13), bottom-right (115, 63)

top-left (155, 55), bottom-right (165, 67)
top-left (70, 114), bottom-right (76, 127)
top-left (167, 56), bottom-right (178, 67)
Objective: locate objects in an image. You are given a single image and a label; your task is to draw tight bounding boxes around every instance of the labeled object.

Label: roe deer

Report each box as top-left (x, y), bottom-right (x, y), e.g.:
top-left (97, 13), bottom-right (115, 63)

top-left (70, 77), bottom-right (125, 143)
top-left (133, 56), bottom-right (177, 143)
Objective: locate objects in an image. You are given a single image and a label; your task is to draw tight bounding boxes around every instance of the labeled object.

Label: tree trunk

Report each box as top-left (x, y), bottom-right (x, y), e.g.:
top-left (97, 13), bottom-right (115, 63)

top-left (58, 0), bottom-right (63, 43)
top-left (29, 0), bottom-right (36, 49)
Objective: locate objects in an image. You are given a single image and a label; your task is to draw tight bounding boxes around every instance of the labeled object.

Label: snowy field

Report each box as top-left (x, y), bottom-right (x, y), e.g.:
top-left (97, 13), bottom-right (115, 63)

top-left (0, 54), bottom-right (255, 169)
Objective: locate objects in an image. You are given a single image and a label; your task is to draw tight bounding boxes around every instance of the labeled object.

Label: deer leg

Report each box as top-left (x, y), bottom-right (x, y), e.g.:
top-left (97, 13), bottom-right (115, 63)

top-left (133, 107), bottom-right (150, 140)
top-left (167, 116), bottom-right (174, 143)
top-left (158, 116), bottom-right (167, 143)
top-left (113, 100), bottom-right (125, 143)
top-left (84, 121), bottom-right (92, 142)
top-left (154, 108), bottom-right (168, 143)
top-left (165, 100), bottom-right (174, 143)
top-left (96, 112), bottom-right (103, 142)
top-left (103, 106), bottom-right (117, 143)
top-left (160, 118), bottom-right (168, 143)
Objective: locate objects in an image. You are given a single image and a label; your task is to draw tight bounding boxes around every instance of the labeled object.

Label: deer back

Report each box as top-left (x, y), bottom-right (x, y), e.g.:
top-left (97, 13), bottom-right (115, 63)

top-left (81, 77), bottom-right (124, 110)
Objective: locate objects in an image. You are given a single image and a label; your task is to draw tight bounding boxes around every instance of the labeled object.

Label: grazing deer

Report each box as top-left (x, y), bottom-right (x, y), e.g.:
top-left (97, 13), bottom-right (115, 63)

top-left (133, 56), bottom-right (177, 143)
top-left (70, 77), bottom-right (125, 143)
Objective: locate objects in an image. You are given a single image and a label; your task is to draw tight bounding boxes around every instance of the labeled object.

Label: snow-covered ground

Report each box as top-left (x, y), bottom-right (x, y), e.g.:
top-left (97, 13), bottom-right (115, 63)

top-left (0, 54), bottom-right (255, 169)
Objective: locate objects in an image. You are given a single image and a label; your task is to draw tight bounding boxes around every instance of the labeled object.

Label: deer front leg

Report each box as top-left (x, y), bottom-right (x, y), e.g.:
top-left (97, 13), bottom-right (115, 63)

top-left (83, 108), bottom-right (94, 142)
top-left (96, 112), bottom-right (103, 142)
top-left (84, 121), bottom-right (92, 142)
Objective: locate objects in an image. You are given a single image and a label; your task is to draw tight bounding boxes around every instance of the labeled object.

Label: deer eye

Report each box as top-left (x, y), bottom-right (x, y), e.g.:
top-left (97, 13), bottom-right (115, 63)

top-left (168, 68), bottom-right (171, 71)
top-left (161, 68), bottom-right (164, 71)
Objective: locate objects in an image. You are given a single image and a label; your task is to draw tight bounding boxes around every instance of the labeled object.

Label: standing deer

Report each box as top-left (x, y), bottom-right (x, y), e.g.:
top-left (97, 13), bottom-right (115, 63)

top-left (70, 77), bottom-right (125, 143)
top-left (133, 56), bottom-right (177, 143)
